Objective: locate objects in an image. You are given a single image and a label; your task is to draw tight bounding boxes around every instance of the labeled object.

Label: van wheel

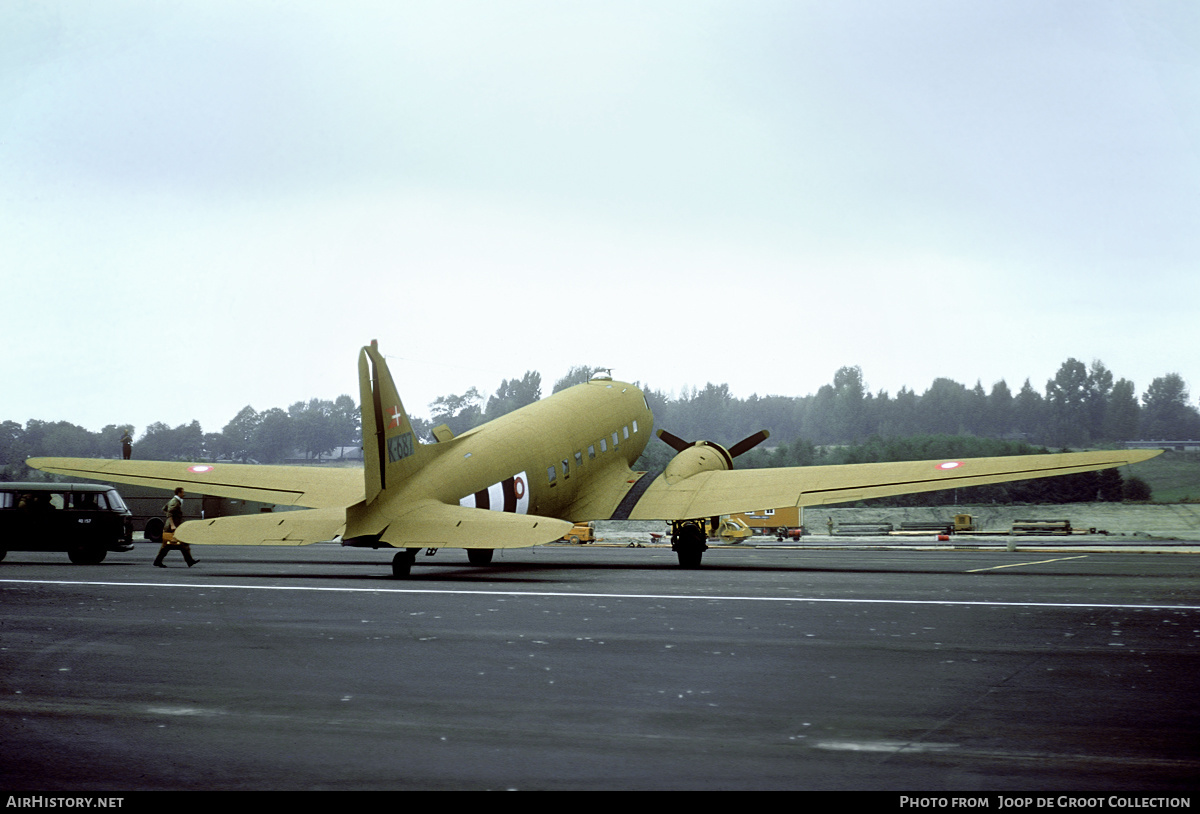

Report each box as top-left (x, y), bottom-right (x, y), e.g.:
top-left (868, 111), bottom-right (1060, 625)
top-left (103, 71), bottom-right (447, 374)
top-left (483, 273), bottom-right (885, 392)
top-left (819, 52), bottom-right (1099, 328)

top-left (68, 547), bottom-right (107, 565)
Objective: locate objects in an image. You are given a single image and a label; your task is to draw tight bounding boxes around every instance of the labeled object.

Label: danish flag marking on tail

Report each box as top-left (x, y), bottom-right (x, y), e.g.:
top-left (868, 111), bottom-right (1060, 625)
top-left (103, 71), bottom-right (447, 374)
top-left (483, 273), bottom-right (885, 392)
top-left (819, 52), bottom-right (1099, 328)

top-left (388, 406), bottom-right (405, 429)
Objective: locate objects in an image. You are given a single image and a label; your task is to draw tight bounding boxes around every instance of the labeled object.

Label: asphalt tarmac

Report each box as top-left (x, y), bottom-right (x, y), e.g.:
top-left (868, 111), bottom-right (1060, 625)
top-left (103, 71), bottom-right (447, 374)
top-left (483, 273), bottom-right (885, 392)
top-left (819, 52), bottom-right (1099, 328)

top-left (2, 540), bottom-right (1199, 792)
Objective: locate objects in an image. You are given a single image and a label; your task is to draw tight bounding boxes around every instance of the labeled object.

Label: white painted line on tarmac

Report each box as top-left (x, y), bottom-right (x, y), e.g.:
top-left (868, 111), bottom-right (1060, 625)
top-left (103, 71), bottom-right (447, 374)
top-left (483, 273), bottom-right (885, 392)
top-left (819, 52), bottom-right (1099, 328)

top-left (3, 578), bottom-right (1200, 611)
top-left (966, 555), bottom-right (1090, 572)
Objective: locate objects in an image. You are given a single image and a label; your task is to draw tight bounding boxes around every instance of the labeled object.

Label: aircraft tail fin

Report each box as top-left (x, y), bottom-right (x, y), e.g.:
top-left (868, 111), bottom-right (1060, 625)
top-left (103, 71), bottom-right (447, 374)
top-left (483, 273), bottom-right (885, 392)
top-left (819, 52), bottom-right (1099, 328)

top-left (359, 341), bottom-right (432, 504)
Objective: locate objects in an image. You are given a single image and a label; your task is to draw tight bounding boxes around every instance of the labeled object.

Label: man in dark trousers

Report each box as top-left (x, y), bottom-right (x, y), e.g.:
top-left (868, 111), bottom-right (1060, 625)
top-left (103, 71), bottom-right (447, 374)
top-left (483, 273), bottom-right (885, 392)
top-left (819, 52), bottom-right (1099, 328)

top-left (154, 487), bottom-right (198, 568)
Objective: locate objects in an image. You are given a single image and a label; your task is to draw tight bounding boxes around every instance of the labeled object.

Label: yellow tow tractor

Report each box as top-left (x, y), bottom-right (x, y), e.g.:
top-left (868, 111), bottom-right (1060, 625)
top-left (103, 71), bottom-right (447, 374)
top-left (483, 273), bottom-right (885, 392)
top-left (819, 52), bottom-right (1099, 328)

top-left (560, 522), bottom-right (596, 544)
top-left (705, 515), bottom-right (754, 543)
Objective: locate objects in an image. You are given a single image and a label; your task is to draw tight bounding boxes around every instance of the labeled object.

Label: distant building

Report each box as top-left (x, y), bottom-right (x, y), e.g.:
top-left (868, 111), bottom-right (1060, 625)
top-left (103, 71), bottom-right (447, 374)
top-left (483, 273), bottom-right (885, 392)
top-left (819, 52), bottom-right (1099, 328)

top-left (1125, 440), bottom-right (1200, 452)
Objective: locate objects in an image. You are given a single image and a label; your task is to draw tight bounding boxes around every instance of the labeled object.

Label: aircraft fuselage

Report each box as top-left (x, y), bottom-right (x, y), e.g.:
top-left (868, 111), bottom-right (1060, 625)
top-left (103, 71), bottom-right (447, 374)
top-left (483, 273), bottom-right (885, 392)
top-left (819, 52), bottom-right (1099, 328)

top-left (365, 379), bottom-right (654, 530)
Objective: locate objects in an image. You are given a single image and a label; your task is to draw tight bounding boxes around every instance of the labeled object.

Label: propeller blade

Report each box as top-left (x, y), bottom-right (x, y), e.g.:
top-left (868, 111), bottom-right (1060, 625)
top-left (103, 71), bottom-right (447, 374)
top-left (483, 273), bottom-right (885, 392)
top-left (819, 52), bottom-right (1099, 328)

top-left (656, 429), bottom-right (693, 453)
top-left (727, 430), bottom-right (771, 459)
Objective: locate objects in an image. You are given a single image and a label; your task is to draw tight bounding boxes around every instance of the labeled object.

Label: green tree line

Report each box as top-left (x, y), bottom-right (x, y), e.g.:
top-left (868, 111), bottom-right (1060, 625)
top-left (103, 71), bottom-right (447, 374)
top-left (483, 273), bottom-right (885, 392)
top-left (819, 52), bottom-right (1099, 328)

top-left (3, 357), bottom-right (1193, 501)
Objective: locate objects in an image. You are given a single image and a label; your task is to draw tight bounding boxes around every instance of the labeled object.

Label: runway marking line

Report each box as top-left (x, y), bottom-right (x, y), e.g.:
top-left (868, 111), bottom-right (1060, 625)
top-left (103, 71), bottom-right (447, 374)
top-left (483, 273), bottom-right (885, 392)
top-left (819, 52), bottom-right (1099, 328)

top-left (3, 578), bottom-right (1200, 611)
top-left (966, 555), bottom-right (1089, 573)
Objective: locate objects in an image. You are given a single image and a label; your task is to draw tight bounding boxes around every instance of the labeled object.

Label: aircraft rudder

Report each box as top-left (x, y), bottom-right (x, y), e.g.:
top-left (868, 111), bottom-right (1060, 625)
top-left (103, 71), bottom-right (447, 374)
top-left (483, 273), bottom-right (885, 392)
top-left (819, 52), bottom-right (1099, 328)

top-left (360, 341), bottom-right (429, 493)
top-left (359, 346), bottom-right (385, 502)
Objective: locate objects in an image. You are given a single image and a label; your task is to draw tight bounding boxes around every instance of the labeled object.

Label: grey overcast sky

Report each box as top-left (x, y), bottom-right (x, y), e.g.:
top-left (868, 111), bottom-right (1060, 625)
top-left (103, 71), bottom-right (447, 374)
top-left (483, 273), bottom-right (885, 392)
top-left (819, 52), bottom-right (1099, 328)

top-left (2, 0), bottom-right (1197, 435)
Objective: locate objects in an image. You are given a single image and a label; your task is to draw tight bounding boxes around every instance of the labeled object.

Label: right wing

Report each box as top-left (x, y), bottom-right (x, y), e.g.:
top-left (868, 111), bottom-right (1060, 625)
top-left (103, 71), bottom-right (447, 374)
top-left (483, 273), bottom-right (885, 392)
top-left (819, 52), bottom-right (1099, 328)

top-left (628, 448), bottom-right (1162, 520)
top-left (26, 457), bottom-right (363, 509)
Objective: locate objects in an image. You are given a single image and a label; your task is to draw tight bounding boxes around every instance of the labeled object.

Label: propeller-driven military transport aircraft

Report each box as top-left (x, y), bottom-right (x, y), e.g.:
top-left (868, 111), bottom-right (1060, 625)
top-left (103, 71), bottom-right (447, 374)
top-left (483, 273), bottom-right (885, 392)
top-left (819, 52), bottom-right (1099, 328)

top-left (30, 342), bottom-right (1161, 576)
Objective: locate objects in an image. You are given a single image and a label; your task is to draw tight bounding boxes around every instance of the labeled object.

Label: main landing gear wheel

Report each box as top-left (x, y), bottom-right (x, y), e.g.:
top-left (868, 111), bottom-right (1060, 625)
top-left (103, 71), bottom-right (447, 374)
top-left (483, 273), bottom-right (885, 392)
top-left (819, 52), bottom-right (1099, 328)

top-left (467, 548), bottom-right (494, 565)
top-left (144, 517), bottom-right (165, 543)
top-left (671, 520), bottom-right (708, 569)
top-left (392, 548), bottom-right (420, 578)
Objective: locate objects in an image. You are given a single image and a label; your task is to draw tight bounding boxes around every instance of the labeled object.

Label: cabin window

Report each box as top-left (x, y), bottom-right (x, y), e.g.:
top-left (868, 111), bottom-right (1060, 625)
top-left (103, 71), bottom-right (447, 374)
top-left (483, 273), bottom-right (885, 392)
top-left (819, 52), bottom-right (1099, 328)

top-left (612, 432), bottom-right (619, 449)
top-left (588, 444), bottom-right (596, 459)
top-left (623, 426), bottom-right (629, 440)
top-left (547, 466), bottom-right (556, 484)
top-left (600, 438), bottom-right (607, 453)
top-left (632, 420), bottom-right (639, 434)
top-left (575, 451), bottom-right (583, 468)
top-left (562, 459), bottom-right (570, 479)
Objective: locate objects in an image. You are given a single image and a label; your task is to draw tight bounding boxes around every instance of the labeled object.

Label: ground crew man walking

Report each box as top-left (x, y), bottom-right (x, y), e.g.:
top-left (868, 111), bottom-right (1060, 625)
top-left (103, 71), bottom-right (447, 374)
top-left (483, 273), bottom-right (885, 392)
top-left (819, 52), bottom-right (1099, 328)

top-left (154, 487), bottom-right (198, 568)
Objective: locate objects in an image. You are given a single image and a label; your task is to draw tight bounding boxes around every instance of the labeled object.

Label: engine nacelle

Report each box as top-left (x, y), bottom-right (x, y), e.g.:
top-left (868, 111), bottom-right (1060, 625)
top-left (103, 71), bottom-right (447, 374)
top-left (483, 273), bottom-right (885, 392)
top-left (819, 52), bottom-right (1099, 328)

top-left (662, 441), bottom-right (733, 485)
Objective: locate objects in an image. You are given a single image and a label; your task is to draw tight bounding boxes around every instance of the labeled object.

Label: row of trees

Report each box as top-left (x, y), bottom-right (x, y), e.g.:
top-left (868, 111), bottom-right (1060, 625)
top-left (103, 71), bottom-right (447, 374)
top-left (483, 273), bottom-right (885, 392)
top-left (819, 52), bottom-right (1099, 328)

top-left (4, 357), bottom-right (1196, 486)
top-left (424, 358), bottom-right (1200, 451)
top-left (1, 397), bottom-right (361, 472)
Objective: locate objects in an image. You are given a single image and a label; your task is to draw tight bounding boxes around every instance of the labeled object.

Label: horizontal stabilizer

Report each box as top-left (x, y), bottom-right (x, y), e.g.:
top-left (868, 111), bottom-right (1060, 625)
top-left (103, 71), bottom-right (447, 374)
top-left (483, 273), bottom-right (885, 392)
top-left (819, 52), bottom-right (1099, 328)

top-left (26, 457), bottom-right (363, 509)
top-left (175, 507), bottom-right (346, 546)
top-left (371, 500), bottom-right (573, 550)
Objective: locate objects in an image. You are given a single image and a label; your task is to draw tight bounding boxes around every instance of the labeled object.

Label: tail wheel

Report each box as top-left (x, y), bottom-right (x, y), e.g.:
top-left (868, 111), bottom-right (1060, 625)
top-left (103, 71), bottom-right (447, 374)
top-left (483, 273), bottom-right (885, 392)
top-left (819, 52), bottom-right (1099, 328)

top-left (467, 548), bottom-right (494, 565)
top-left (392, 548), bottom-right (419, 578)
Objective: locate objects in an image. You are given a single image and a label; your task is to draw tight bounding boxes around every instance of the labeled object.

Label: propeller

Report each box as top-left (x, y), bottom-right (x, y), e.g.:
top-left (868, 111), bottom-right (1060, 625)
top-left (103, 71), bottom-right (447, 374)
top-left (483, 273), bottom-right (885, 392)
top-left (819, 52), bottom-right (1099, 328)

top-left (727, 430), bottom-right (771, 459)
top-left (656, 429), bottom-right (770, 463)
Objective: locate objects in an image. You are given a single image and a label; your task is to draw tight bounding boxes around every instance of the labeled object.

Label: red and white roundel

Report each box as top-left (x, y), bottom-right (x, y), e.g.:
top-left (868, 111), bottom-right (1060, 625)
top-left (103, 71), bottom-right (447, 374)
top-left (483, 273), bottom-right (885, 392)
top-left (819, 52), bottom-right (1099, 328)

top-left (187, 465), bottom-right (214, 473)
top-left (937, 461), bottom-right (963, 470)
top-left (513, 474), bottom-right (525, 500)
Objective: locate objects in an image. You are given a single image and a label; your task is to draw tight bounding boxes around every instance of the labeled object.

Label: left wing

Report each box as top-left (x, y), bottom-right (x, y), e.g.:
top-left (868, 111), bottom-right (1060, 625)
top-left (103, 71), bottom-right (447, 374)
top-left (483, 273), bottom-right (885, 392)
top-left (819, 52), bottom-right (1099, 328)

top-left (628, 448), bottom-right (1162, 520)
top-left (26, 457), bottom-right (363, 509)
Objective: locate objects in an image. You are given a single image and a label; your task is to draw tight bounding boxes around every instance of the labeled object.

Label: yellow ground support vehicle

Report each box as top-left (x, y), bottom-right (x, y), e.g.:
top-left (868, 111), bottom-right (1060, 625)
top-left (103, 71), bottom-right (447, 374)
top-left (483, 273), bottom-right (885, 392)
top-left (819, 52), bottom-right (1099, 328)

top-left (560, 522), bottom-right (596, 544)
top-left (705, 515), bottom-right (754, 543)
